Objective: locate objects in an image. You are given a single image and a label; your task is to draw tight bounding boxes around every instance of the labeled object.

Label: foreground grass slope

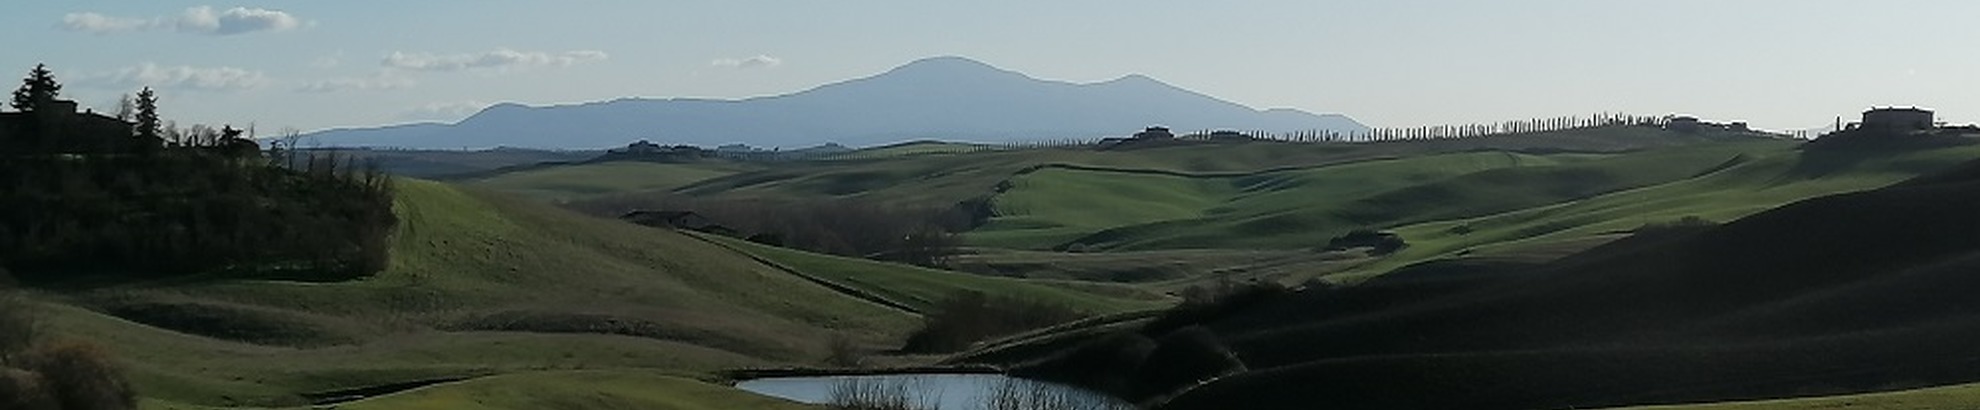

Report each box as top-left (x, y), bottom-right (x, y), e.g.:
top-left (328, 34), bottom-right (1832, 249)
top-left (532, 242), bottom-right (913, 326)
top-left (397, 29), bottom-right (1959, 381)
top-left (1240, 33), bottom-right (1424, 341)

top-left (41, 179), bottom-right (922, 408)
top-left (1599, 380), bottom-right (1980, 410)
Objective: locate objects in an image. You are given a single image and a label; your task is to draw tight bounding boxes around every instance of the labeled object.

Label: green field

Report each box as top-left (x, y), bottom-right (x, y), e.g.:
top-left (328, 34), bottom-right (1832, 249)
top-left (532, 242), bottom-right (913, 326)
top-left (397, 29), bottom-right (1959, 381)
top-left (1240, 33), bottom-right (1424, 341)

top-left (1333, 141), bottom-right (1980, 281)
top-left (464, 160), bottom-right (762, 200)
top-left (43, 126), bottom-right (1980, 409)
top-left (29, 179), bottom-right (1157, 409)
top-left (829, 140), bottom-right (994, 159)
top-left (702, 235), bottom-right (1169, 313)
top-left (1597, 381), bottom-right (1980, 410)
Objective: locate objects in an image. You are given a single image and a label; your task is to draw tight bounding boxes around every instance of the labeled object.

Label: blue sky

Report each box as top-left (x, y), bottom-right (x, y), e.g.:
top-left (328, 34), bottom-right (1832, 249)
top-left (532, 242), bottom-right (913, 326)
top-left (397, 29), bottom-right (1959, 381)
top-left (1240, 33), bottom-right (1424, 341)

top-left (4, 1), bottom-right (1977, 134)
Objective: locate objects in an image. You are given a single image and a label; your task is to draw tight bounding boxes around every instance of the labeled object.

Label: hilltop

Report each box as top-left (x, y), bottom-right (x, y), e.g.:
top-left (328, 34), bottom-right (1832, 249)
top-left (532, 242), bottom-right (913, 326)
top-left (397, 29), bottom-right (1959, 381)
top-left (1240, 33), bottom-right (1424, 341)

top-left (298, 56), bottom-right (1367, 149)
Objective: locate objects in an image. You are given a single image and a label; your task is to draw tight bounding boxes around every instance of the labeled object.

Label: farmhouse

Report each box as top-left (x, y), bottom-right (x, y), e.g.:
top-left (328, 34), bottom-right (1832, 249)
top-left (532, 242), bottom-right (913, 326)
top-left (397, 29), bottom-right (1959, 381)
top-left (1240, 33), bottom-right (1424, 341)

top-left (0, 99), bottom-right (146, 153)
top-left (1860, 107), bottom-right (1935, 131)
top-left (1132, 126), bottom-right (1175, 140)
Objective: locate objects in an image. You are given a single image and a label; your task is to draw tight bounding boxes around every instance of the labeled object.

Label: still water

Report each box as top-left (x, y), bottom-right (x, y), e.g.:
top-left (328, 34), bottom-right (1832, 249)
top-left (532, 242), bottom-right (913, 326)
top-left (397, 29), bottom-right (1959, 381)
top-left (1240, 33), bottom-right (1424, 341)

top-left (736, 373), bottom-right (1133, 410)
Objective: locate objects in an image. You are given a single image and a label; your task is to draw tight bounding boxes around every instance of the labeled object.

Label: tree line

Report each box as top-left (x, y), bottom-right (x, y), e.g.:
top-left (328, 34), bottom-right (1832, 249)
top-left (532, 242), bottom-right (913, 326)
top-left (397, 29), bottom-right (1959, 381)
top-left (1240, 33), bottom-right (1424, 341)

top-left (0, 64), bottom-right (396, 282)
top-left (569, 193), bottom-right (971, 268)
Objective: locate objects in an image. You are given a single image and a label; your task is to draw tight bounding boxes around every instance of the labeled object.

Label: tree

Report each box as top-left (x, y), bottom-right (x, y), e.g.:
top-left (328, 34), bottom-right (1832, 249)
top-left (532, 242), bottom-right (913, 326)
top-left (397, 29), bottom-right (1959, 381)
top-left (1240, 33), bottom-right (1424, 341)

top-left (10, 64), bottom-right (61, 112)
top-left (112, 94), bottom-right (134, 122)
top-left (133, 88), bottom-right (159, 142)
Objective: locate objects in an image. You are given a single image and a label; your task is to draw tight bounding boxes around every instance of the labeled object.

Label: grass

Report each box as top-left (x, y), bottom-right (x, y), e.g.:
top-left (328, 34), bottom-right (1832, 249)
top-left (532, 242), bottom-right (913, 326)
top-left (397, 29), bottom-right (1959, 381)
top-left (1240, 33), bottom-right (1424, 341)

top-left (671, 126), bottom-right (1731, 208)
top-left (38, 179), bottom-right (923, 408)
top-left (465, 160), bottom-right (762, 200)
top-left (973, 140), bottom-right (1792, 251)
top-left (831, 140), bottom-right (995, 160)
top-left (1335, 141), bottom-right (1980, 282)
top-left (701, 235), bottom-right (1169, 314)
top-left (139, 370), bottom-right (827, 410)
top-left (1596, 381), bottom-right (1980, 410)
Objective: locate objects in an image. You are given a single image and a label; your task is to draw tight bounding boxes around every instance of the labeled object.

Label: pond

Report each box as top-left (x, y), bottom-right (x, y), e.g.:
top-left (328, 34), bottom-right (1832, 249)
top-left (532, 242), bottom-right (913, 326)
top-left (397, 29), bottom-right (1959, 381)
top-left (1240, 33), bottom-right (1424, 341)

top-left (736, 373), bottom-right (1135, 410)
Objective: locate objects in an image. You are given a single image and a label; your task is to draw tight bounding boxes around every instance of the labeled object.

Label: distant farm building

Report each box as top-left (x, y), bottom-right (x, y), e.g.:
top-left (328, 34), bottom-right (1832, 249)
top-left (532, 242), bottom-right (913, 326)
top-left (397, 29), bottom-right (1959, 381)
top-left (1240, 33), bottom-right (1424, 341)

top-left (1860, 107), bottom-right (1935, 131)
top-left (0, 99), bottom-right (147, 153)
top-left (1133, 126), bottom-right (1175, 140)
top-left (1666, 116), bottom-right (1702, 133)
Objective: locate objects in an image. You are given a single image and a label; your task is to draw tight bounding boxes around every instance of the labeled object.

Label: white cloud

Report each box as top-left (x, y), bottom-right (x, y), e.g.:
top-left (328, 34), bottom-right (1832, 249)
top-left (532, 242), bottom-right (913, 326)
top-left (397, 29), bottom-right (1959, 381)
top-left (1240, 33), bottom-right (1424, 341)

top-left (61, 6), bottom-right (302, 36)
top-left (60, 13), bottom-right (151, 33)
top-left (400, 101), bottom-right (492, 121)
top-left (78, 63), bottom-right (269, 91)
top-left (383, 49), bottom-right (609, 72)
top-left (711, 55), bottom-right (783, 69)
top-left (298, 72), bottom-right (416, 93)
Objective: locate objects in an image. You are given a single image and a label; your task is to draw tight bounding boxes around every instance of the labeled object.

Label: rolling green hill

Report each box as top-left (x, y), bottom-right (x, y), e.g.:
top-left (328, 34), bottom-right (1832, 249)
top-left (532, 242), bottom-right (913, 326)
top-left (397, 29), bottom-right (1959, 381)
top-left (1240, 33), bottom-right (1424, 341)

top-left (1336, 140), bottom-right (1980, 281)
top-left (990, 153), bottom-right (1980, 410)
top-left (1596, 380), bottom-right (1980, 410)
top-left (662, 126), bottom-right (1740, 208)
top-left (26, 179), bottom-right (1149, 409)
top-left (974, 140), bottom-right (1792, 251)
top-left (463, 160), bottom-right (762, 200)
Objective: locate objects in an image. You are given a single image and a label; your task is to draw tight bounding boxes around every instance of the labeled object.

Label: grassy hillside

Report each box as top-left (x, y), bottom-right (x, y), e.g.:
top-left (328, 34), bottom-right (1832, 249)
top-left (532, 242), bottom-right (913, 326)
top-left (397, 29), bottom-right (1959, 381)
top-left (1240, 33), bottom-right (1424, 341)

top-left (977, 140), bottom-right (1792, 251)
top-left (464, 160), bottom-right (762, 200)
top-left (830, 140), bottom-right (994, 159)
top-left (668, 126), bottom-right (1737, 208)
top-left (1338, 141), bottom-right (1980, 281)
top-left (701, 235), bottom-right (1169, 314)
top-left (37, 179), bottom-right (923, 408)
top-left (1598, 380), bottom-right (1980, 410)
top-left (1136, 155), bottom-right (1980, 409)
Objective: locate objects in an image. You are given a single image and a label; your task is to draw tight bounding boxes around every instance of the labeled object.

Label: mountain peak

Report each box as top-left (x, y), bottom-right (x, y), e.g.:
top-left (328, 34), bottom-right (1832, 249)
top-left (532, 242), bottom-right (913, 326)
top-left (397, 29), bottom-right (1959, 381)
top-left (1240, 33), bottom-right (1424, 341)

top-left (879, 56), bottom-right (1025, 80)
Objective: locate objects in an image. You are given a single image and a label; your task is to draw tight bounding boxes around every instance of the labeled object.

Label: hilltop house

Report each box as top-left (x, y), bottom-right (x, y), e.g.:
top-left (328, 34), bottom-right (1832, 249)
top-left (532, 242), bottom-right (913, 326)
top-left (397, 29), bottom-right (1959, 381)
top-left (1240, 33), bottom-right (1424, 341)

top-left (1859, 107), bottom-right (1935, 131)
top-left (0, 99), bottom-right (147, 153)
top-left (1666, 116), bottom-right (1703, 133)
top-left (1133, 126), bottom-right (1176, 140)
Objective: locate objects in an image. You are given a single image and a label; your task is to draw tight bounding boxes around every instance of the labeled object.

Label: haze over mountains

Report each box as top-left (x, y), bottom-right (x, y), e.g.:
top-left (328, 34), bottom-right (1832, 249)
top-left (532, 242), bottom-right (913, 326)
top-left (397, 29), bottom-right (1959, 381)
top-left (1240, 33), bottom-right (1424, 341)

top-left (300, 56), bottom-right (1367, 150)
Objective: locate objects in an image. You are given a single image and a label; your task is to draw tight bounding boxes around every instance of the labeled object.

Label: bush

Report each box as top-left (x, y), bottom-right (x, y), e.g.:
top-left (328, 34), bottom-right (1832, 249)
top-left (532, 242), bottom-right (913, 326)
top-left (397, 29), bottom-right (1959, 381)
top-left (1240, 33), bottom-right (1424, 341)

top-left (0, 368), bottom-right (58, 410)
top-left (1326, 229), bottom-right (1407, 255)
top-left (0, 290), bottom-right (136, 410)
top-left (902, 292), bottom-right (1082, 353)
top-left (17, 341), bottom-right (136, 410)
top-left (0, 291), bottom-right (41, 364)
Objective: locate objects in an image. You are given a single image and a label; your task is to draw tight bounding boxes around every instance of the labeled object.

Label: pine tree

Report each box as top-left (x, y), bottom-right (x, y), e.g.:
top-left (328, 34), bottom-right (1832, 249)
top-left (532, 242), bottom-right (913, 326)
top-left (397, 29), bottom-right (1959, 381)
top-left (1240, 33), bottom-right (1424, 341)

top-left (11, 63), bottom-right (62, 112)
top-left (134, 88), bottom-right (161, 142)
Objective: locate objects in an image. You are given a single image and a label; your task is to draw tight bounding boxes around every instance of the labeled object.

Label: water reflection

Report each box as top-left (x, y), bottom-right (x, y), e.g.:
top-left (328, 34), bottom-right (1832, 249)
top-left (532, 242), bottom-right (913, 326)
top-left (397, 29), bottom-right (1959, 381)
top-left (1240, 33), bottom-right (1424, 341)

top-left (736, 373), bottom-right (1134, 410)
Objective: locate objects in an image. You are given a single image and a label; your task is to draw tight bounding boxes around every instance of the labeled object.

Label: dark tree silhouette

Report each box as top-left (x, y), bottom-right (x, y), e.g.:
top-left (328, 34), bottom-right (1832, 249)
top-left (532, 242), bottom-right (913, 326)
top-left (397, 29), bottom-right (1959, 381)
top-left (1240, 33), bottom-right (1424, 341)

top-left (133, 88), bottom-right (160, 142)
top-left (10, 63), bottom-right (60, 112)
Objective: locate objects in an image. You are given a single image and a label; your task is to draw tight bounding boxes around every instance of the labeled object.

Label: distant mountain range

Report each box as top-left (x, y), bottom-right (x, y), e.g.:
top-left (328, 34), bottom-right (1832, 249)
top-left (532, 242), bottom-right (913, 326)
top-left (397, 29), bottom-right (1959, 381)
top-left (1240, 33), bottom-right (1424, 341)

top-left (300, 56), bottom-right (1367, 149)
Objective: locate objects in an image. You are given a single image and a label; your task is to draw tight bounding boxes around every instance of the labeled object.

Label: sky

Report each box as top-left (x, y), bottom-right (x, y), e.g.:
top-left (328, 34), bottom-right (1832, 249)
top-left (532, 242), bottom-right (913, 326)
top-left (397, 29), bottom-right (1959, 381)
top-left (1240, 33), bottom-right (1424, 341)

top-left (3, 1), bottom-right (1977, 135)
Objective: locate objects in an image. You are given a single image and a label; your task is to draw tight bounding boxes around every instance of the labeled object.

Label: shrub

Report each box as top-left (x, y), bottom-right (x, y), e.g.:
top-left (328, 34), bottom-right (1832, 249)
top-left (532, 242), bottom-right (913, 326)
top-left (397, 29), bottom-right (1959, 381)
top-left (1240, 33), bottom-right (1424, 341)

top-left (0, 367), bottom-right (58, 410)
top-left (824, 334), bottom-right (865, 368)
top-left (1326, 229), bottom-right (1407, 255)
top-left (0, 291), bottom-right (41, 364)
top-left (17, 341), bottom-right (136, 410)
top-left (902, 292), bottom-right (1082, 353)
